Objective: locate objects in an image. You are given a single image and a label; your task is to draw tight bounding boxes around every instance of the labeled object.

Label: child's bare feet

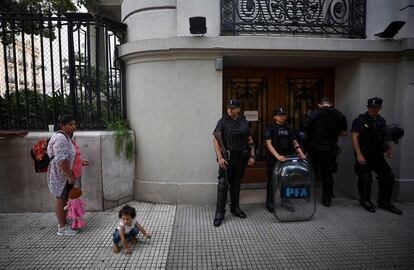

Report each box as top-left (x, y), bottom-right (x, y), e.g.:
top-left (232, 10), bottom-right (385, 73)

top-left (112, 243), bottom-right (120, 254)
top-left (130, 236), bottom-right (138, 245)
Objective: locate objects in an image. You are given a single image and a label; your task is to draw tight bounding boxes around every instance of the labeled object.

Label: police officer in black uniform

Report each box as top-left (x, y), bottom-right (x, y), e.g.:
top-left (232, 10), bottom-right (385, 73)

top-left (265, 107), bottom-right (306, 213)
top-left (303, 97), bottom-right (347, 207)
top-left (213, 100), bottom-right (255, 227)
top-left (351, 97), bottom-right (402, 215)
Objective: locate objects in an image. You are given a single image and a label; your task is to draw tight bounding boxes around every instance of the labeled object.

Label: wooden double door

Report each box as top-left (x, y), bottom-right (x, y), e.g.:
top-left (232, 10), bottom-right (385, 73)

top-left (223, 68), bottom-right (334, 183)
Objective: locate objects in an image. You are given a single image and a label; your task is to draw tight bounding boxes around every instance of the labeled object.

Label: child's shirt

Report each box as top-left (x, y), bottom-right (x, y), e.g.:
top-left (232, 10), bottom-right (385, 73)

top-left (72, 139), bottom-right (82, 178)
top-left (117, 218), bottom-right (138, 234)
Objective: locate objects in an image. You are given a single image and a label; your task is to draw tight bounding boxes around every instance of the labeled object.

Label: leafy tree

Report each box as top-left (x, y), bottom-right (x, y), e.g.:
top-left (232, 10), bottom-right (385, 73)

top-left (0, 0), bottom-right (124, 130)
top-left (61, 52), bottom-right (123, 127)
top-left (0, 0), bottom-right (94, 45)
top-left (0, 87), bottom-right (70, 129)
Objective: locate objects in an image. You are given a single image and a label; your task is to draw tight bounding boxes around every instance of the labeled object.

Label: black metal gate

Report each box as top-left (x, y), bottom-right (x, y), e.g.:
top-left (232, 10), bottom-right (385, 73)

top-left (0, 9), bottom-right (127, 130)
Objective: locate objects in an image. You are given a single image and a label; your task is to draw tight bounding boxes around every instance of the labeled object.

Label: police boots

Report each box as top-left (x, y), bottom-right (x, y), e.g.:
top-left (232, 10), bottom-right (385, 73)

top-left (377, 179), bottom-right (402, 215)
top-left (266, 190), bottom-right (275, 213)
top-left (266, 177), bottom-right (275, 213)
top-left (230, 206), bottom-right (246, 218)
top-left (360, 199), bottom-right (375, 213)
top-left (321, 171), bottom-right (334, 207)
top-left (358, 173), bottom-right (375, 213)
top-left (377, 201), bottom-right (402, 215)
top-left (214, 212), bottom-right (225, 227)
top-left (230, 188), bottom-right (246, 218)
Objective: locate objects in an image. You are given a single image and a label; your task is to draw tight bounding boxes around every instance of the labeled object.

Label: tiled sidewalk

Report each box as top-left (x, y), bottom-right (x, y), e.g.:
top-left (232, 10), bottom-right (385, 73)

top-left (0, 202), bottom-right (175, 269)
top-left (1, 199), bottom-right (413, 269)
top-left (167, 200), bottom-right (414, 270)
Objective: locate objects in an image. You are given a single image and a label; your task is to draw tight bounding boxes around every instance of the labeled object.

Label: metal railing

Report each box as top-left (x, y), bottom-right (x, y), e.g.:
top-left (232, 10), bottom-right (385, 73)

top-left (0, 9), bottom-right (127, 130)
top-left (221, 0), bottom-right (366, 38)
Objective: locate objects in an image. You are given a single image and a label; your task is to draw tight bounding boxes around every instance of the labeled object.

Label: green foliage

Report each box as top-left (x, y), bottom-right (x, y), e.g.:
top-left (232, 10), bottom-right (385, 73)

top-left (0, 1), bottom-right (125, 130)
top-left (0, 0), bottom-right (83, 45)
top-left (0, 88), bottom-right (70, 129)
top-left (107, 120), bottom-right (134, 162)
top-left (0, 0), bottom-right (78, 15)
top-left (62, 53), bottom-right (122, 125)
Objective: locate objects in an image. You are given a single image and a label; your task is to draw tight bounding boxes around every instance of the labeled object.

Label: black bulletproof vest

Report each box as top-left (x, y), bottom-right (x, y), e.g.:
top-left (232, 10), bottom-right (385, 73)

top-left (358, 114), bottom-right (386, 155)
top-left (271, 124), bottom-right (292, 155)
top-left (313, 107), bottom-right (341, 145)
top-left (222, 117), bottom-right (250, 152)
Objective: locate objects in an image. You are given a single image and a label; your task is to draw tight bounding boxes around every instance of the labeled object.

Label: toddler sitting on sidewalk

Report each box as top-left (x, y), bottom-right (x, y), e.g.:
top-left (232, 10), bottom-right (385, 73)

top-left (112, 205), bottom-right (151, 254)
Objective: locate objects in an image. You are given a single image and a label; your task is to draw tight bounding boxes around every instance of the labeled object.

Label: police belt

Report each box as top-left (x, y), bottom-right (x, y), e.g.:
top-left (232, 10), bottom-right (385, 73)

top-left (313, 141), bottom-right (336, 146)
top-left (312, 142), bottom-right (337, 152)
top-left (361, 147), bottom-right (384, 156)
top-left (224, 150), bottom-right (249, 160)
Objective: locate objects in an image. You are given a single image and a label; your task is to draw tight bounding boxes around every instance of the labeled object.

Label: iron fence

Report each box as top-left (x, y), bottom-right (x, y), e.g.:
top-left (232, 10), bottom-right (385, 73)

top-left (221, 0), bottom-right (366, 38)
top-left (0, 9), bottom-right (127, 130)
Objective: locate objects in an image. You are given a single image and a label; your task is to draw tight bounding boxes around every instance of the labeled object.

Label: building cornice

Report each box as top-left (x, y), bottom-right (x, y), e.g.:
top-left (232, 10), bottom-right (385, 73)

top-left (119, 36), bottom-right (414, 62)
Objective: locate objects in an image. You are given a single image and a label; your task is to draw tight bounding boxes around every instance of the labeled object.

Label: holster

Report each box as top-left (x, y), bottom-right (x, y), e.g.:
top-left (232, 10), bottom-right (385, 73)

top-left (221, 150), bottom-right (230, 161)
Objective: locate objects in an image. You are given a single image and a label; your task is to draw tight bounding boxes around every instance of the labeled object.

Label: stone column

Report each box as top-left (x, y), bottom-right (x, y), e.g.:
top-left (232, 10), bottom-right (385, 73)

top-left (365, 0), bottom-right (400, 39)
top-left (120, 0), bottom-right (222, 204)
top-left (393, 56), bottom-right (414, 201)
top-left (122, 0), bottom-right (177, 41)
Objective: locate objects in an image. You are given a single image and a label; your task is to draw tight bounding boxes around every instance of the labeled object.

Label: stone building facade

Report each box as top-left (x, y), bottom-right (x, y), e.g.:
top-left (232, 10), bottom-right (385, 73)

top-left (96, 0), bottom-right (414, 204)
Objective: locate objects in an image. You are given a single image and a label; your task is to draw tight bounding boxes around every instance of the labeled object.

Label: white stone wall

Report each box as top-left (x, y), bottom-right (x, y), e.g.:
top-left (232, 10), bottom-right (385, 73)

top-left (122, 0), bottom-right (177, 41)
top-left (365, 0), bottom-right (414, 39)
top-left (366, 0), bottom-right (400, 39)
top-left (176, 0), bottom-right (220, 37)
top-left (125, 57), bottom-right (222, 204)
top-left (0, 131), bottom-right (135, 212)
top-left (399, 0), bottom-right (414, 38)
top-left (334, 60), bottom-right (362, 198)
top-left (334, 59), bottom-right (414, 201)
top-left (394, 58), bottom-right (414, 200)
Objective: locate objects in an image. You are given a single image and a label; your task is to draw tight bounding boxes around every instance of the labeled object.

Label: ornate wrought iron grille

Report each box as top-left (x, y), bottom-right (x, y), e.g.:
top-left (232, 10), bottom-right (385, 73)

top-left (286, 77), bottom-right (323, 130)
top-left (225, 77), bottom-right (268, 160)
top-left (221, 0), bottom-right (366, 38)
top-left (0, 10), bottom-right (127, 130)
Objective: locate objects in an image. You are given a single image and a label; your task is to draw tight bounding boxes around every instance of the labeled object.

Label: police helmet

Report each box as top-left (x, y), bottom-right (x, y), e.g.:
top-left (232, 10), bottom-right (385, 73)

top-left (384, 124), bottom-right (404, 144)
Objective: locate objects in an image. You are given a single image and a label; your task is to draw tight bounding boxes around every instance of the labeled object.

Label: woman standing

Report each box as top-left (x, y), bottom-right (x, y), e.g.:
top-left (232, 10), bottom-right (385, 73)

top-left (47, 114), bottom-right (77, 236)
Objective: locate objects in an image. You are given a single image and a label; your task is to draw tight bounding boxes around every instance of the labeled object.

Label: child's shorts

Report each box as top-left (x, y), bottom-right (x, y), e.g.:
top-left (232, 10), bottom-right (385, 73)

top-left (112, 228), bottom-right (139, 244)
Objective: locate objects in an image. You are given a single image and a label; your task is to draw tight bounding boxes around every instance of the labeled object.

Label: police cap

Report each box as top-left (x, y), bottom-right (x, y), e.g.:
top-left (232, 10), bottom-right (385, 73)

top-left (367, 97), bottom-right (383, 107)
top-left (273, 107), bottom-right (287, 116)
top-left (227, 99), bottom-right (241, 108)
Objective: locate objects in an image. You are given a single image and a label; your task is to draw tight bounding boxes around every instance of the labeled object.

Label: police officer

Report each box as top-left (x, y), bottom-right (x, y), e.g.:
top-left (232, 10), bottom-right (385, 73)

top-left (213, 100), bottom-right (255, 227)
top-left (265, 107), bottom-right (306, 213)
top-left (351, 97), bottom-right (402, 215)
top-left (303, 97), bottom-right (347, 207)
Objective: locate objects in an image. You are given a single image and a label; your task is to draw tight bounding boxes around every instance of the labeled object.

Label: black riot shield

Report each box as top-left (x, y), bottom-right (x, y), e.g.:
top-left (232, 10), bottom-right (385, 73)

top-left (272, 156), bottom-right (316, 222)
